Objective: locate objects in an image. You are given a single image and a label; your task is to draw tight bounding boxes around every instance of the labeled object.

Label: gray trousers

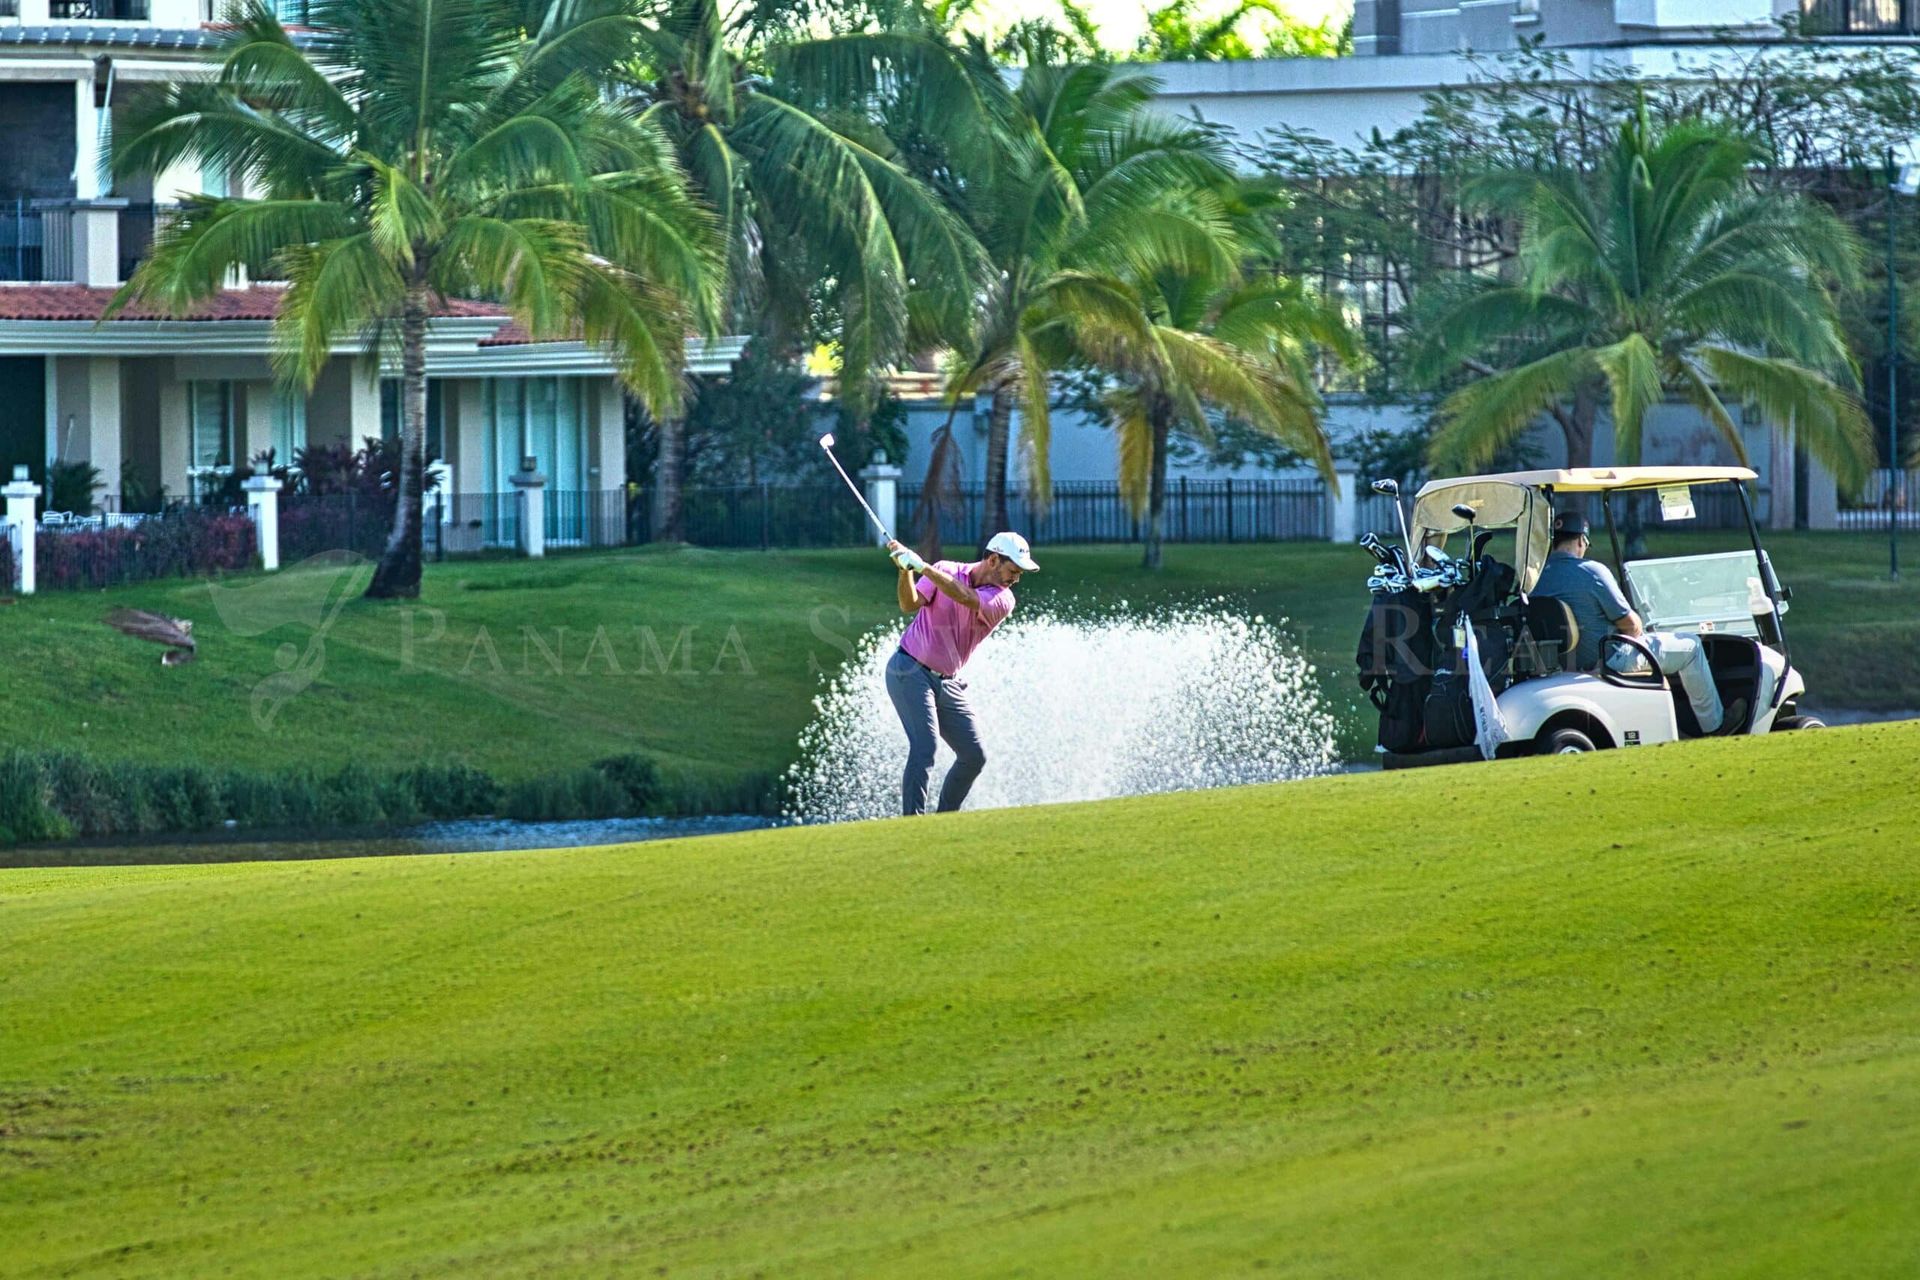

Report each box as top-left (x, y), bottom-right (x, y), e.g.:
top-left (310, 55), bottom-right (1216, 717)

top-left (884, 648), bottom-right (986, 815)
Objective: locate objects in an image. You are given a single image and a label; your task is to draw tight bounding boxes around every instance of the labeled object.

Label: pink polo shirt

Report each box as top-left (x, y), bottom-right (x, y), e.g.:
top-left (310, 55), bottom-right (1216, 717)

top-left (898, 561), bottom-right (1015, 676)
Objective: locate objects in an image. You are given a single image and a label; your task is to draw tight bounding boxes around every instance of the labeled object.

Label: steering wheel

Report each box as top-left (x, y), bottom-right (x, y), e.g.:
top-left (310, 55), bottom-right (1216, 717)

top-left (1598, 633), bottom-right (1667, 691)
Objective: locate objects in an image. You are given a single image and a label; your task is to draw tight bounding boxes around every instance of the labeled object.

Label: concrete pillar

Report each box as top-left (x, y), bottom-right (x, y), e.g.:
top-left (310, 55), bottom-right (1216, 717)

top-left (858, 455), bottom-right (901, 546)
top-left (4, 468), bottom-right (41, 595)
top-left (243, 475), bottom-right (281, 570)
top-left (1804, 458), bottom-right (1840, 531)
top-left (157, 375), bottom-right (189, 504)
top-left (50, 356), bottom-right (123, 509)
top-left (69, 199), bottom-right (127, 287)
top-left (591, 380), bottom-right (624, 494)
top-left (511, 460), bottom-right (545, 558)
top-left (347, 358), bottom-right (383, 446)
top-left (1329, 466), bottom-right (1359, 543)
top-left (453, 379), bottom-right (486, 495)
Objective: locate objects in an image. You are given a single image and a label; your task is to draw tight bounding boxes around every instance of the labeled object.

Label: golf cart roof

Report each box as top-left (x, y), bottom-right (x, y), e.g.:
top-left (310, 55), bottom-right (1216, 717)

top-left (1415, 466), bottom-right (1758, 497)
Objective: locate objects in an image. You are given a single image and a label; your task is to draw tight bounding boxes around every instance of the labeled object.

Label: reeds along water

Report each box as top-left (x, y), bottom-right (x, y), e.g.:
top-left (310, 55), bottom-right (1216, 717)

top-left (784, 604), bottom-right (1338, 824)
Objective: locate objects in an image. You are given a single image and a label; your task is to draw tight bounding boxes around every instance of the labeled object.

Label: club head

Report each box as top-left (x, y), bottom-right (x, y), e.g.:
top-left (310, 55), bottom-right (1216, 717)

top-left (1370, 478), bottom-right (1400, 498)
top-left (1450, 503), bottom-right (1478, 522)
top-left (818, 432), bottom-right (835, 449)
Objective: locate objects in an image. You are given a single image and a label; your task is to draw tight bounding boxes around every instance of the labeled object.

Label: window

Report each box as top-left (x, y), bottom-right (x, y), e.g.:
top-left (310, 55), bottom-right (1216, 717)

top-left (1802, 0), bottom-right (1918, 33)
top-left (379, 379), bottom-right (444, 459)
top-left (188, 381), bottom-right (235, 487)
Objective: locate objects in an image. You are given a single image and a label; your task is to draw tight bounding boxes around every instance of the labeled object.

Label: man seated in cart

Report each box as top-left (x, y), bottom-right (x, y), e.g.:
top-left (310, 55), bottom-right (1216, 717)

top-left (1533, 510), bottom-right (1744, 734)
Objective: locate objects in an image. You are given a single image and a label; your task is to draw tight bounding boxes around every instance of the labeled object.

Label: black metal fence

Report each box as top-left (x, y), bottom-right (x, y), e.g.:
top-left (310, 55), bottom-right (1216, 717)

top-left (900, 477), bottom-right (1330, 547)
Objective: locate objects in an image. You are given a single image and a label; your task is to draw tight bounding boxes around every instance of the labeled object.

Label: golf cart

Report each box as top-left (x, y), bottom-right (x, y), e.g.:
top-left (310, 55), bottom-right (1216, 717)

top-left (1354, 466), bottom-right (1818, 766)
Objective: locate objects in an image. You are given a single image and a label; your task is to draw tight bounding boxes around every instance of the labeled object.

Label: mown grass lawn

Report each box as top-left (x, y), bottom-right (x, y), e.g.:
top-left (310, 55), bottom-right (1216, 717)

top-left (0, 532), bottom-right (1911, 792)
top-left (2, 720), bottom-right (1917, 1277)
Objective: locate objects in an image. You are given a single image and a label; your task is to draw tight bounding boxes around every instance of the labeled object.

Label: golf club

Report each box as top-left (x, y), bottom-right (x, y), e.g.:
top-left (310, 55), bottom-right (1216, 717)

top-left (1371, 477), bottom-right (1414, 554)
top-left (817, 433), bottom-right (893, 543)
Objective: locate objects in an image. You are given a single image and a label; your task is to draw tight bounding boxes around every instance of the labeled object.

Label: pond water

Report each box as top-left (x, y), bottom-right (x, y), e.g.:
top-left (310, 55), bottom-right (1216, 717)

top-left (7, 815), bottom-right (775, 868)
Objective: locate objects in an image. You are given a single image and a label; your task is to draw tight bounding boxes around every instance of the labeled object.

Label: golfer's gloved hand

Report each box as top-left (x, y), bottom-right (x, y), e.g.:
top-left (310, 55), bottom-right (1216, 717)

top-left (889, 545), bottom-right (928, 574)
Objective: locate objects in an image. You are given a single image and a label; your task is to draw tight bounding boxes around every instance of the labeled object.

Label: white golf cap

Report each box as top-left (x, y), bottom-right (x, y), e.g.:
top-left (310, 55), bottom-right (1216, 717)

top-left (984, 530), bottom-right (1039, 572)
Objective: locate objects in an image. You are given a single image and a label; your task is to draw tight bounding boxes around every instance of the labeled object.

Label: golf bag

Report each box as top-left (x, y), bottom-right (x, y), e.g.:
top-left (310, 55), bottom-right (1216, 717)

top-left (1420, 556), bottom-right (1518, 750)
top-left (1356, 589), bottom-right (1434, 753)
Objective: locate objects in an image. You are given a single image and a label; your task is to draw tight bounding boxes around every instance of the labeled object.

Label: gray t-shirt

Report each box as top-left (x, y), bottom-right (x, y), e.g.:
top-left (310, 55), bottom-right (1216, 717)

top-left (1534, 550), bottom-right (1634, 670)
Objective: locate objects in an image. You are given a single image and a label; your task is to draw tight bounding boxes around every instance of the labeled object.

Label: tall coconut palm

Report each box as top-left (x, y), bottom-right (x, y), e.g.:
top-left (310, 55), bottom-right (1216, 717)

top-left (1104, 271), bottom-right (1353, 568)
top-left (1411, 108), bottom-right (1873, 489)
top-left (618, 0), bottom-right (992, 539)
top-left (111, 0), bottom-right (724, 598)
top-left (922, 59), bottom-right (1243, 545)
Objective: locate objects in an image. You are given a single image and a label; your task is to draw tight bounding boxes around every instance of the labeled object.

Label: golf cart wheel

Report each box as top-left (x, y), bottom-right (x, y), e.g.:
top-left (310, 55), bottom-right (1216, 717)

top-left (1537, 726), bottom-right (1598, 755)
top-left (1772, 714), bottom-right (1825, 732)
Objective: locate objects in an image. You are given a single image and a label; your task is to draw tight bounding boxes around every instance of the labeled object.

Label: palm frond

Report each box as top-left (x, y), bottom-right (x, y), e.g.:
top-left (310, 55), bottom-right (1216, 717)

top-left (1697, 345), bottom-right (1874, 488)
top-left (1429, 348), bottom-right (1599, 473)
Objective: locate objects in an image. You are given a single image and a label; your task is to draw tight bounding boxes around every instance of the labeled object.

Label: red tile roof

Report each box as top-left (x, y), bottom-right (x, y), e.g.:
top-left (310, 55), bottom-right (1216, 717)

top-left (0, 284), bottom-right (510, 325)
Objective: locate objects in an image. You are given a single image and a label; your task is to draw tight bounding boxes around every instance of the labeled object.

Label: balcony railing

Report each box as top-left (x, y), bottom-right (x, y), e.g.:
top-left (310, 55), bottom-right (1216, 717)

top-left (0, 202), bottom-right (67, 283)
top-left (48, 0), bottom-right (152, 17)
top-left (1802, 0), bottom-right (1920, 34)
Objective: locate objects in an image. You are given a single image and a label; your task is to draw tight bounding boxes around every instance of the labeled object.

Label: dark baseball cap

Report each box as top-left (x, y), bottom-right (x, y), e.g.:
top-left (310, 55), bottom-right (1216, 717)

top-left (1553, 510), bottom-right (1591, 537)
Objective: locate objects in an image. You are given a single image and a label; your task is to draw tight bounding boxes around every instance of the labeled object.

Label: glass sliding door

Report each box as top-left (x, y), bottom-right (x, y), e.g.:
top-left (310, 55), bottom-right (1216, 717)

top-left (482, 377), bottom-right (590, 545)
top-left (188, 380), bottom-right (235, 502)
top-left (272, 391), bottom-right (306, 468)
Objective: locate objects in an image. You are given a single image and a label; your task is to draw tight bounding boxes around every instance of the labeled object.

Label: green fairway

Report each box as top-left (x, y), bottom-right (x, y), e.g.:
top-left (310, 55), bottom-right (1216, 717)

top-left (3, 721), bottom-right (1916, 1276)
top-left (1, 531), bottom-right (1911, 806)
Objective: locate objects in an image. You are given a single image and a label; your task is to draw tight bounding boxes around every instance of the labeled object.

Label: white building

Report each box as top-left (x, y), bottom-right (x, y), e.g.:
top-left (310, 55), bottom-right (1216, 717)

top-left (901, 0), bottom-right (1885, 529)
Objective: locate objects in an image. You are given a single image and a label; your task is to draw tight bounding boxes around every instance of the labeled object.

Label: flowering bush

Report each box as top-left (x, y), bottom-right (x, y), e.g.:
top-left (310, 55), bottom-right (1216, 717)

top-left (36, 510), bottom-right (256, 591)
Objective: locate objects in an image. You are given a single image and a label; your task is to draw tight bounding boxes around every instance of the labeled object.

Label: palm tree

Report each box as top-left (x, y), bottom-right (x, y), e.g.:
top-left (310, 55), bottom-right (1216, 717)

top-left (923, 59), bottom-right (1243, 545)
top-left (1412, 108), bottom-right (1874, 492)
top-left (111, 0), bottom-right (724, 598)
top-left (1104, 271), bottom-right (1352, 568)
top-left (617, 0), bottom-right (991, 540)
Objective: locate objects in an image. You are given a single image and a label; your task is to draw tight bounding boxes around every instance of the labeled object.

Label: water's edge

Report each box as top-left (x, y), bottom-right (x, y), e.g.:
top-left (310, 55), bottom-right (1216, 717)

top-left (2, 815), bottom-right (774, 869)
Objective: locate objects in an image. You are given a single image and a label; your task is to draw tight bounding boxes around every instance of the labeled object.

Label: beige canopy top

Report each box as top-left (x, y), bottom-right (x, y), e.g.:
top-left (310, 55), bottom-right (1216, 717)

top-left (1410, 479), bottom-right (1555, 593)
top-left (1414, 466), bottom-right (1758, 497)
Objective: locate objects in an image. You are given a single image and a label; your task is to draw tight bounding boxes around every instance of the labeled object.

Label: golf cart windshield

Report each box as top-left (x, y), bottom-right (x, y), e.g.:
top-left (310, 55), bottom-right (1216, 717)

top-left (1624, 551), bottom-right (1773, 638)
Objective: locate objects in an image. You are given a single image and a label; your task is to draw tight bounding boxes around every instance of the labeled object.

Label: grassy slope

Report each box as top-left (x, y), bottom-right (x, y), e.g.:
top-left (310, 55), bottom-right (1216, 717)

top-left (0, 533), bottom-right (1911, 789)
top-left (3, 721), bottom-right (1917, 1277)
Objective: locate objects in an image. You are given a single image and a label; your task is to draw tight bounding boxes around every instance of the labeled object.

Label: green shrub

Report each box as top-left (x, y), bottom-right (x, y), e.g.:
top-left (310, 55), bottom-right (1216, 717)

top-left (405, 763), bottom-right (500, 818)
top-left (0, 749), bottom-right (709, 849)
top-left (0, 752), bottom-right (72, 845)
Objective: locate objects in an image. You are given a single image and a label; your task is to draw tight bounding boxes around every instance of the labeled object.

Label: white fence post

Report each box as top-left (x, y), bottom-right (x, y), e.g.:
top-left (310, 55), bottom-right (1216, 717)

top-left (512, 459), bottom-right (546, 558)
top-left (1329, 466), bottom-right (1358, 543)
top-left (243, 475), bottom-right (282, 571)
top-left (3, 466), bottom-right (40, 595)
top-left (858, 454), bottom-right (901, 546)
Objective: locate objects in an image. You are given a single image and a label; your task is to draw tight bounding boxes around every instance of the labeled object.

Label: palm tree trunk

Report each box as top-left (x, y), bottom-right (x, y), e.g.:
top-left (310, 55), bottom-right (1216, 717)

top-left (653, 414), bottom-right (684, 542)
top-left (982, 381), bottom-right (1013, 545)
top-left (365, 283), bottom-right (429, 599)
top-left (1143, 404), bottom-right (1171, 571)
top-left (1564, 382), bottom-right (1599, 469)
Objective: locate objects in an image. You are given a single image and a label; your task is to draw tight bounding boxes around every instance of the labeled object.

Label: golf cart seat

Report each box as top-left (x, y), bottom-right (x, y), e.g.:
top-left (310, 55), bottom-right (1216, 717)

top-left (1514, 596), bottom-right (1579, 678)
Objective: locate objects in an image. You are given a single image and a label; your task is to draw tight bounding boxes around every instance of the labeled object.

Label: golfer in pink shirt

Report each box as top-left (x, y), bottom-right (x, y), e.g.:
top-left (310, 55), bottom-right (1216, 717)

top-left (883, 531), bottom-right (1038, 815)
